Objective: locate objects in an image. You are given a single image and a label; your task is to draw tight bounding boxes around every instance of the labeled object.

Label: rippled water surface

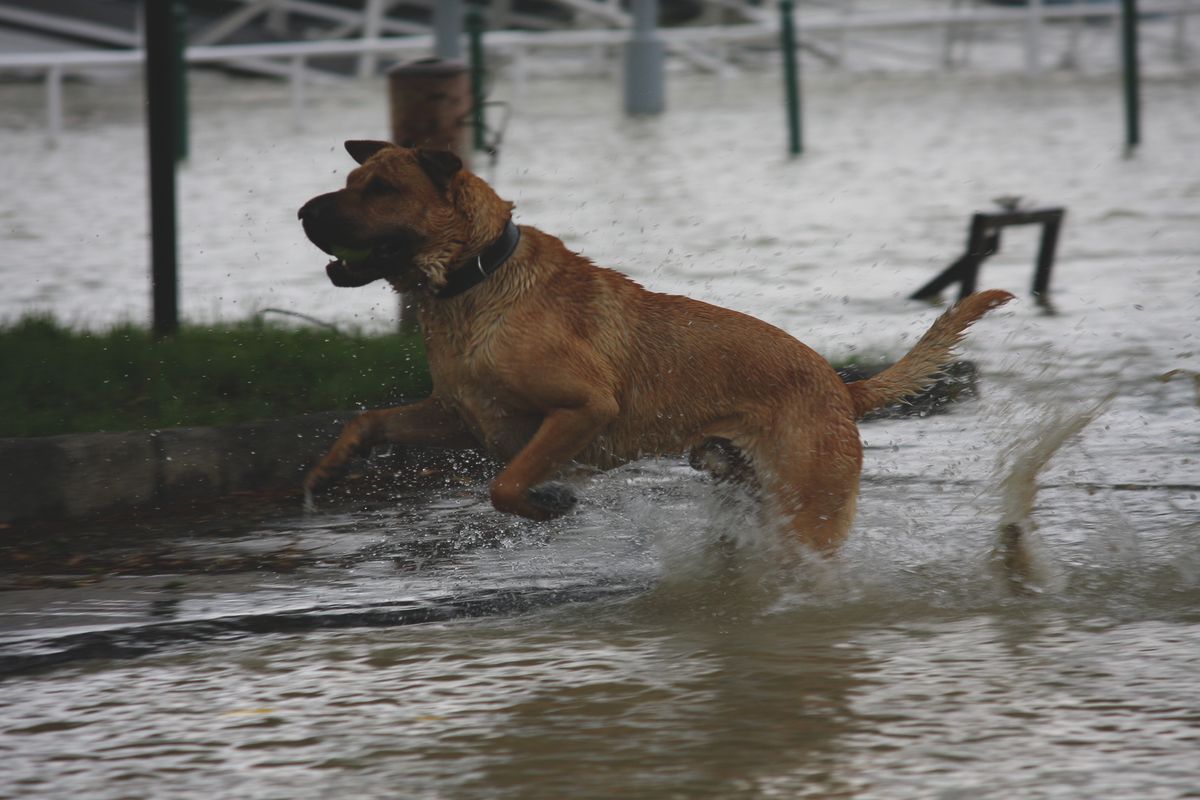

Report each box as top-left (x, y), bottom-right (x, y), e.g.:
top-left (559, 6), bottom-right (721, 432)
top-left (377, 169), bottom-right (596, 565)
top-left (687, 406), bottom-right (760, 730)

top-left (2, 54), bottom-right (1200, 800)
top-left (3, 411), bottom-right (1198, 800)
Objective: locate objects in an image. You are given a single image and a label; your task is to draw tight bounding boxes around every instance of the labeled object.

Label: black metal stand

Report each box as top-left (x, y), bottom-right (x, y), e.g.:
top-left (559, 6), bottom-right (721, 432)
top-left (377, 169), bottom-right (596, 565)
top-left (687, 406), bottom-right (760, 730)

top-left (910, 205), bottom-right (1065, 309)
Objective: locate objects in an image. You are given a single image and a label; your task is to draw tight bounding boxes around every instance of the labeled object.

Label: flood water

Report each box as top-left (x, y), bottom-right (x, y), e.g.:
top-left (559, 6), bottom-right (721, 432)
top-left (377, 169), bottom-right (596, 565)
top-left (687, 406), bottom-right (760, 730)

top-left (3, 38), bottom-right (1200, 800)
top-left (3, 384), bottom-right (1198, 798)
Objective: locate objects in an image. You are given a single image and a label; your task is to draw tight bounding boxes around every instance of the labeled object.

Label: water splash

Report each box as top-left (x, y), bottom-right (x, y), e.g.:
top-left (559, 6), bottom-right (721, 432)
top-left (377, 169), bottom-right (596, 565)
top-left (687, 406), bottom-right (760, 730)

top-left (1156, 368), bottom-right (1200, 408)
top-left (991, 392), bottom-right (1116, 593)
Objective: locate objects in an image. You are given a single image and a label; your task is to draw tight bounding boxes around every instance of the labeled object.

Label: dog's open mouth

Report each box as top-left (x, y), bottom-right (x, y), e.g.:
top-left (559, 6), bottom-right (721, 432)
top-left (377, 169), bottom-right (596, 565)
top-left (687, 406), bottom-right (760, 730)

top-left (325, 255), bottom-right (388, 288)
top-left (320, 236), bottom-right (418, 288)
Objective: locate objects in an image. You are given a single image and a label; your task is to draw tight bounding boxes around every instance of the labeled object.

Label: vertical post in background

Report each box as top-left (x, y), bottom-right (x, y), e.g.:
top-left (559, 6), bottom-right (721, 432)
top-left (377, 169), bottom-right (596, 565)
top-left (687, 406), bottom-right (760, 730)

top-left (266, 0), bottom-right (288, 36)
top-left (359, 0), bottom-right (385, 78)
top-left (1024, 0), bottom-right (1043, 77)
top-left (173, 0), bottom-right (189, 162)
top-left (145, 0), bottom-right (180, 337)
top-left (1063, 0), bottom-right (1084, 69)
top-left (491, 0), bottom-right (513, 29)
top-left (388, 60), bottom-right (472, 333)
top-left (434, 0), bottom-right (464, 61)
top-left (290, 55), bottom-right (306, 130)
top-left (780, 0), bottom-right (803, 157)
top-left (1172, 7), bottom-right (1187, 63)
top-left (388, 61), bottom-right (471, 162)
top-left (1120, 0), bottom-right (1141, 157)
top-left (467, 5), bottom-right (487, 153)
top-left (624, 0), bottom-right (664, 115)
top-left (46, 65), bottom-right (63, 145)
top-left (1032, 209), bottom-right (1065, 305)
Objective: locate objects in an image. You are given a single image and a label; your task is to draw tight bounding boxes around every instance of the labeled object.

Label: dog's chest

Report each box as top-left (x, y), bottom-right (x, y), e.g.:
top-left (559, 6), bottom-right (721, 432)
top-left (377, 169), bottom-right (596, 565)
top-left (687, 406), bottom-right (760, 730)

top-left (423, 327), bottom-right (538, 459)
top-left (447, 384), bottom-right (540, 462)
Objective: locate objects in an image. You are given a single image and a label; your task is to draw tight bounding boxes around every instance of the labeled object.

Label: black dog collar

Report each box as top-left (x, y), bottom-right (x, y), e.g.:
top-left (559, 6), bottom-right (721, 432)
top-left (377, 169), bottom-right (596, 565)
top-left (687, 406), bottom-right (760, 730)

top-left (435, 220), bottom-right (521, 299)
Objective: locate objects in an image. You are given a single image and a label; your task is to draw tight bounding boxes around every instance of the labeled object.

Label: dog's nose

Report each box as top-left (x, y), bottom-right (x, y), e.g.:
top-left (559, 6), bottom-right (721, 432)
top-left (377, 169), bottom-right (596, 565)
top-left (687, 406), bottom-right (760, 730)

top-left (298, 193), bottom-right (338, 222)
top-left (297, 197), bottom-right (320, 221)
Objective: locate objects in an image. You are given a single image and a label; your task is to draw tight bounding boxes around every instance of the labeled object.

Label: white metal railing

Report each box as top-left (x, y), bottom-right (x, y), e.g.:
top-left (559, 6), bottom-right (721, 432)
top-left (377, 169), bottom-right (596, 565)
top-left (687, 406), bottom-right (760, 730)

top-left (1, 0), bottom-right (1196, 141)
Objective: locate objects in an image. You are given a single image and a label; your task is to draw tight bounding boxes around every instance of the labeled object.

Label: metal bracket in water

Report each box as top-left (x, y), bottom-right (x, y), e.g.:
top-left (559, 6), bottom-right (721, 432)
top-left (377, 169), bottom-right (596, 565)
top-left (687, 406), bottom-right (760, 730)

top-left (910, 200), bottom-right (1065, 310)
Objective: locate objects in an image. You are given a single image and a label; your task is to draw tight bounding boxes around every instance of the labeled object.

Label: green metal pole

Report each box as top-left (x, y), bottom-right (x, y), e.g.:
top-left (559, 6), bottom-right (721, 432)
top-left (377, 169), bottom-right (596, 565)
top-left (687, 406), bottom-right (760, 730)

top-left (466, 6), bottom-right (486, 153)
top-left (173, 0), bottom-right (189, 162)
top-left (1120, 0), bottom-right (1141, 156)
top-left (780, 0), bottom-right (802, 157)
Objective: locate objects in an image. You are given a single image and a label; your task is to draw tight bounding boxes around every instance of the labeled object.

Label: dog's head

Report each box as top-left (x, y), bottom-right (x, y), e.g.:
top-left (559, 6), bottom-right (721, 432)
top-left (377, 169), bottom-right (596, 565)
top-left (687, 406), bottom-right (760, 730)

top-left (298, 141), bottom-right (511, 292)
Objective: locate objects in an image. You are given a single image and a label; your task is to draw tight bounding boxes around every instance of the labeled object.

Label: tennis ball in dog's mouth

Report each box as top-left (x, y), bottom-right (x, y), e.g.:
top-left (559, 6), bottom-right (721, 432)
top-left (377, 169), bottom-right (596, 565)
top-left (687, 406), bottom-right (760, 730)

top-left (329, 245), bottom-right (373, 263)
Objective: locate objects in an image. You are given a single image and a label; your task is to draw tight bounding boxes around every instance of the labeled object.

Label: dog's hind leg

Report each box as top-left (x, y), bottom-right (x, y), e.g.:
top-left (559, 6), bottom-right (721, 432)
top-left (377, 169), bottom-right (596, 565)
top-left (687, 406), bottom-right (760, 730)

top-left (750, 416), bottom-right (864, 553)
top-left (305, 397), bottom-right (479, 495)
top-left (688, 437), bottom-right (758, 489)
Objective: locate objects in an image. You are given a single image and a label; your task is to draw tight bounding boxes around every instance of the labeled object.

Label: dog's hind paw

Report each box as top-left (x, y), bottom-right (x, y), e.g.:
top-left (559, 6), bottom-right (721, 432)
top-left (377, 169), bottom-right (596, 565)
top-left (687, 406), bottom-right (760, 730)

top-left (527, 483), bottom-right (578, 517)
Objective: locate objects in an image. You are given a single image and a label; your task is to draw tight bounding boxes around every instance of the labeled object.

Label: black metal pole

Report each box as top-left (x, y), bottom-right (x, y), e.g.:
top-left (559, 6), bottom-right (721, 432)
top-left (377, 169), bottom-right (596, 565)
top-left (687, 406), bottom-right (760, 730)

top-left (780, 0), bottom-right (803, 156)
top-left (145, 0), bottom-right (180, 337)
top-left (1032, 210), bottom-right (1065, 301)
top-left (1121, 0), bottom-right (1141, 156)
top-left (957, 214), bottom-right (994, 298)
top-left (173, 0), bottom-right (189, 162)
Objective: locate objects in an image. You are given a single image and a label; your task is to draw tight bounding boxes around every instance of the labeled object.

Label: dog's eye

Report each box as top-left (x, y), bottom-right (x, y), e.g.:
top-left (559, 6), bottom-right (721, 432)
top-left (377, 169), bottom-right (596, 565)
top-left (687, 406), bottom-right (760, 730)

top-left (364, 176), bottom-right (397, 195)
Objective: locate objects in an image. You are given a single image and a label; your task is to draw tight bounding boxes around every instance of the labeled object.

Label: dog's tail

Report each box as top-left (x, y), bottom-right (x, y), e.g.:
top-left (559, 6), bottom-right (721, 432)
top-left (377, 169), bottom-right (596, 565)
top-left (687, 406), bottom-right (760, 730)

top-left (846, 289), bottom-right (1014, 419)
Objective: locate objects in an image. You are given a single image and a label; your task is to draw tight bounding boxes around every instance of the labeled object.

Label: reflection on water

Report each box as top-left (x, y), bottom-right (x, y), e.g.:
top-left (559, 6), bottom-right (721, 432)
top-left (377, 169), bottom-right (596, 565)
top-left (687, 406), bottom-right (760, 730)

top-left (3, 570), bottom-right (1199, 799)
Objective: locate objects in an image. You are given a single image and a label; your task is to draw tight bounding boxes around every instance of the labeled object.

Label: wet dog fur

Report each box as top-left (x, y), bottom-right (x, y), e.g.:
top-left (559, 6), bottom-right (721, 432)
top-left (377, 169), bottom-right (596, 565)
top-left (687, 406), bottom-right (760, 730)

top-left (299, 141), bottom-right (1012, 551)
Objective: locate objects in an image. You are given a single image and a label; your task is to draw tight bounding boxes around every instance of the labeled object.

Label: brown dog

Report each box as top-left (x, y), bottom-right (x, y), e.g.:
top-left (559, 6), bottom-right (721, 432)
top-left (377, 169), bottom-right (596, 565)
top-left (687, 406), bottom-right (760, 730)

top-left (299, 141), bottom-right (1012, 551)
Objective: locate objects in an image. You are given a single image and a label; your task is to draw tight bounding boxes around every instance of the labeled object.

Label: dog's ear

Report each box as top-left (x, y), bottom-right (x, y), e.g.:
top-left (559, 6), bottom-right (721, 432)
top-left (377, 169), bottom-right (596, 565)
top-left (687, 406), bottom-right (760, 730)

top-left (345, 140), bottom-right (394, 165)
top-left (415, 148), bottom-right (463, 193)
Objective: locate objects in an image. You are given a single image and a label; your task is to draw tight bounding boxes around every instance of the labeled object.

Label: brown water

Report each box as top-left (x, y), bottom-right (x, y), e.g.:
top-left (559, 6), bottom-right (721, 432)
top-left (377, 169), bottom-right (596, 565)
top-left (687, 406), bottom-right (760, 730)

top-left (3, 393), bottom-right (1199, 799)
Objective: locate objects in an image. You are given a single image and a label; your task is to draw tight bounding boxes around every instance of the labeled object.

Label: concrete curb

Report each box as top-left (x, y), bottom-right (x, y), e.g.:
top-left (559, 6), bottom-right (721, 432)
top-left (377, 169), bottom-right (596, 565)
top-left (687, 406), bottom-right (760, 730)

top-left (0, 361), bottom-right (980, 526)
top-left (0, 412), bottom-right (353, 525)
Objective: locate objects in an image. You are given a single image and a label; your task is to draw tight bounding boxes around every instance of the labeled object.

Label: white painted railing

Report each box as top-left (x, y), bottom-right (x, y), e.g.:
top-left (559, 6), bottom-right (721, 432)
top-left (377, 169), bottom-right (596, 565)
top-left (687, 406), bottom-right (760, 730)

top-left (1, 0), bottom-right (1196, 141)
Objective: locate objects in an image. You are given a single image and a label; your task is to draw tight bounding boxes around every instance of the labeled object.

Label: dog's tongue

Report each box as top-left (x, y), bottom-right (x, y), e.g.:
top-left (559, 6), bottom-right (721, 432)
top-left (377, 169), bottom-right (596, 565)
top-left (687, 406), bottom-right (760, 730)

top-left (325, 260), bottom-right (383, 287)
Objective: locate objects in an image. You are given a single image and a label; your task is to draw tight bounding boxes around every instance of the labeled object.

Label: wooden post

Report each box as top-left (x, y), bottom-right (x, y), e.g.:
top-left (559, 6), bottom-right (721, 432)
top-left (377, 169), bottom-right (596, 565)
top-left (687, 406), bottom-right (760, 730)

top-left (387, 60), bottom-right (472, 332)
top-left (387, 59), bottom-right (472, 159)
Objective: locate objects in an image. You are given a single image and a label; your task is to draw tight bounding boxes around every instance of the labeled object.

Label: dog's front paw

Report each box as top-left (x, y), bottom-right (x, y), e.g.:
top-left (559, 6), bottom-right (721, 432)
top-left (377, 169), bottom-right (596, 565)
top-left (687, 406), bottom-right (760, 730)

top-left (491, 480), bottom-right (578, 521)
top-left (304, 461), bottom-right (350, 497)
top-left (527, 483), bottom-right (578, 517)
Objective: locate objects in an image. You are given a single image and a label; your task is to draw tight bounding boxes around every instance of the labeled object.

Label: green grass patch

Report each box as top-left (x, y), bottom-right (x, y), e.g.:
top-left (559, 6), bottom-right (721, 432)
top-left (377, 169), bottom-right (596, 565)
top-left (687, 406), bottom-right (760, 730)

top-left (0, 314), bottom-right (431, 438)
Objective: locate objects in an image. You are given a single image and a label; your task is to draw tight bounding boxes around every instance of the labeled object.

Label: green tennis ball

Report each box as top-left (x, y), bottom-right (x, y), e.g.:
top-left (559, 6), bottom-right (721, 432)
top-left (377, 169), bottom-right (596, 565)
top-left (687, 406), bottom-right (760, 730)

top-left (329, 245), bottom-right (372, 263)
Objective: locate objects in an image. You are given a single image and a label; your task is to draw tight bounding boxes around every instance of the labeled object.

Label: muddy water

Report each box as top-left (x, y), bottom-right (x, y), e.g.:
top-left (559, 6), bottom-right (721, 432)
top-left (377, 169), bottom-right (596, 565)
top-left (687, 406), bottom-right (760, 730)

top-left (3, 378), bottom-right (1199, 799)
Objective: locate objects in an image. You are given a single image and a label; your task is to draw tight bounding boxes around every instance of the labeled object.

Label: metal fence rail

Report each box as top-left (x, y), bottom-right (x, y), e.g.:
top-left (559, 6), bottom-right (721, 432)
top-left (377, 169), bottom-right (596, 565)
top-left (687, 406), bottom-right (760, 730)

top-left (1, 0), bottom-right (1197, 141)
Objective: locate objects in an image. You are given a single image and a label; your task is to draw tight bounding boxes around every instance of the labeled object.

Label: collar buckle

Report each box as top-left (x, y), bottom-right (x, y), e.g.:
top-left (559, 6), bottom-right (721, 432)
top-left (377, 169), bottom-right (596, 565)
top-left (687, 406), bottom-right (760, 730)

top-left (436, 220), bottom-right (521, 300)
